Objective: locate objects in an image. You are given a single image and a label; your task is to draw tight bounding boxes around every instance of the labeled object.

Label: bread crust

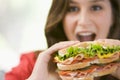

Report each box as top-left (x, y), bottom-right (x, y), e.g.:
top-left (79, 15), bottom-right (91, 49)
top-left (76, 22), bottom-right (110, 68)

top-left (58, 39), bottom-right (120, 55)
top-left (57, 61), bottom-right (90, 70)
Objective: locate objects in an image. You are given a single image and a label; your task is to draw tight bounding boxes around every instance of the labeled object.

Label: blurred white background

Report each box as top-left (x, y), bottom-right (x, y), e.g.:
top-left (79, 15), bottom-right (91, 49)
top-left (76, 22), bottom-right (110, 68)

top-left (0, 0), bottom-right (52, 71)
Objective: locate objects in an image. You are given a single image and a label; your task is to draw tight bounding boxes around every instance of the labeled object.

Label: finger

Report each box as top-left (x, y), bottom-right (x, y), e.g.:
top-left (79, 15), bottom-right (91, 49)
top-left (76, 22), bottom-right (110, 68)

top-left (48, 41), bottom-right (80, 54)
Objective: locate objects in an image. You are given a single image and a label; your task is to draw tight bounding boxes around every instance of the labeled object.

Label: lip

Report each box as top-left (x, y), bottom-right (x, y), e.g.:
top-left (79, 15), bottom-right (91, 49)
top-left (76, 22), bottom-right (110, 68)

top-left (76, 31), bottom-right (96, 42)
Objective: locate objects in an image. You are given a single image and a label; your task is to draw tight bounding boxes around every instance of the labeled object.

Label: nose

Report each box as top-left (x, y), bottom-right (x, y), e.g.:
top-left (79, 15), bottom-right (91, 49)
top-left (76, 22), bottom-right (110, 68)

top-left (77, 10), bottom-right (92, 27)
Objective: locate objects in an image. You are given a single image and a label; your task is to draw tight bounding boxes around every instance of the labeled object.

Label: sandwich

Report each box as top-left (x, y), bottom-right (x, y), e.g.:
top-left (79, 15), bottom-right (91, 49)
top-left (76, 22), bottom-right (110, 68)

top-left (54, 39), bottom-right (120, 80)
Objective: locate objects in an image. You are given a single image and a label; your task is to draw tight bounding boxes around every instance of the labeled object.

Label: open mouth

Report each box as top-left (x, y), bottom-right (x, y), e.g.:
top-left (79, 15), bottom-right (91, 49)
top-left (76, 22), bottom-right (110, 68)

top-left (76, 32), bottom-right (96, 42)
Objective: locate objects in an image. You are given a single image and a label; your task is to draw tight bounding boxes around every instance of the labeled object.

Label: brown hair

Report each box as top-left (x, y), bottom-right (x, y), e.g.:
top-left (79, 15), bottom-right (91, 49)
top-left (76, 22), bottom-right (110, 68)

top-left (45, 0), bottom-right (120, 48)
top-left (45, 0), bottom-right (69, 47)
top-left (108, 0), bottom-right (120, 39)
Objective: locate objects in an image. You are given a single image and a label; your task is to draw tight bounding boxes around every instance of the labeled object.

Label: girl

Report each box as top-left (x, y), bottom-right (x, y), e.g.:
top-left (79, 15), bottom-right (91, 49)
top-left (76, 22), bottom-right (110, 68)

top-left (5, 0), bottom-right (120, 80)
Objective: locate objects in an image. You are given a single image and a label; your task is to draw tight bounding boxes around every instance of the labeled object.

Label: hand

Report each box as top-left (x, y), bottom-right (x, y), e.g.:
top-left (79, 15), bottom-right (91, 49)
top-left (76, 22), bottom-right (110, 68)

top-left (27, 41), bottom-right (79, 80)
top-left (111, 63), bottom-right (120, 79)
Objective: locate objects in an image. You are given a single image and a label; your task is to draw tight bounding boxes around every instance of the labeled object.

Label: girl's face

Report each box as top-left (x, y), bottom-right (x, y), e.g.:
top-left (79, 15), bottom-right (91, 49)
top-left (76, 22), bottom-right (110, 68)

top-left (63, 0), bottom-right (113, 41)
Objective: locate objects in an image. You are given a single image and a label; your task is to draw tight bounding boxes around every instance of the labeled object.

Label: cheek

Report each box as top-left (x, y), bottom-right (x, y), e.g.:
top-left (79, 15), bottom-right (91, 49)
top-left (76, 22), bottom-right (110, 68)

top-left (63, 15), bottom-right (76, 40)
top-left (98, 2), bottom-right (113, 33)
top-left (100, 14), bottom-right (112, 30)
top-left (97, 14), bottom-right (112, 37)
top-left (63, 15), bottom-right (76, 28)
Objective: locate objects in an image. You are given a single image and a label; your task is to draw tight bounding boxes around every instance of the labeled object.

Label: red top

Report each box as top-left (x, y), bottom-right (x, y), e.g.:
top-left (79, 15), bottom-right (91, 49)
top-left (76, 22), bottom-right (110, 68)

top-left (5, 52), bottom-right (36, 80)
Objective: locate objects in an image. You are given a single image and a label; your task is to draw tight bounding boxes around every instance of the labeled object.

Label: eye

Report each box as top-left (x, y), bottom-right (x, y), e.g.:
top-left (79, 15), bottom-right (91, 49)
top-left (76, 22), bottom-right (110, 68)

top-left (91, 5), bottom-right (102, 11)
top-left (68, 6), bottom-right (79, 12)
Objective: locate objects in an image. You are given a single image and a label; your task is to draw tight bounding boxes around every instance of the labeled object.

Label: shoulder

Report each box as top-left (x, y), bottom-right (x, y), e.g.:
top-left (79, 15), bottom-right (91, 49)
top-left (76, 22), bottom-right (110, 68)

top-left (20, 50), bottom-right (42, 64)
top-left (5, 50), bottom-right (43, 80)
top-left (20, 51), bottom-right (36, 60)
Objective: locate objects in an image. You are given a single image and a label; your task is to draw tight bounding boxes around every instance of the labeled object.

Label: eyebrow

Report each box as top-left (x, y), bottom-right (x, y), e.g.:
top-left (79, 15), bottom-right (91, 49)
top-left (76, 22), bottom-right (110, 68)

top-left (70, 0), bottom-right (78, 4)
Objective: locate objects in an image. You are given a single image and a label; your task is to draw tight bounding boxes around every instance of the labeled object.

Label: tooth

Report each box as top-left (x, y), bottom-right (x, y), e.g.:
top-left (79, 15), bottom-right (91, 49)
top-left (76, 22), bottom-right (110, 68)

top-left (79, 32), bottom-right (93, 36)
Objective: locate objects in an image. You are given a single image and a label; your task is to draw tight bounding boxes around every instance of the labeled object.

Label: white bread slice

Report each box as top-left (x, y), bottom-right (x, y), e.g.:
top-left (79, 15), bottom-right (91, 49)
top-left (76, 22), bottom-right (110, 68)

top-left (57, 61), bottom-right (90, 70)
